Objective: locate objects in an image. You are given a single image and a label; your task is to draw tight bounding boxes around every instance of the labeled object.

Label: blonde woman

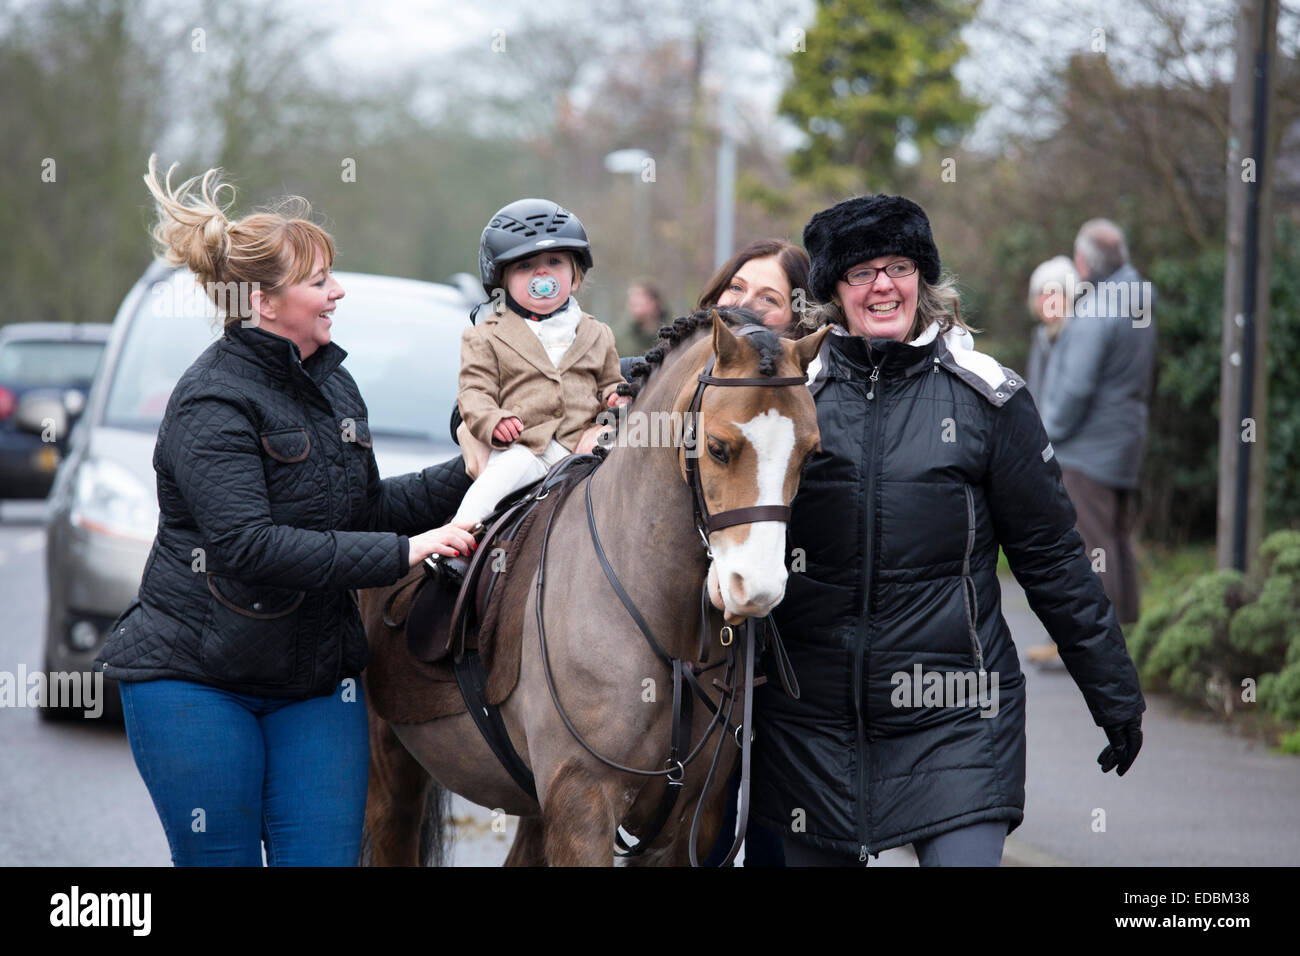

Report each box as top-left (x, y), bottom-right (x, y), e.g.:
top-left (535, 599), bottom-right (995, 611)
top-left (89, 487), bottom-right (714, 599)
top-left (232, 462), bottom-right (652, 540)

top-left (94, 157), bottom-right (476, 866)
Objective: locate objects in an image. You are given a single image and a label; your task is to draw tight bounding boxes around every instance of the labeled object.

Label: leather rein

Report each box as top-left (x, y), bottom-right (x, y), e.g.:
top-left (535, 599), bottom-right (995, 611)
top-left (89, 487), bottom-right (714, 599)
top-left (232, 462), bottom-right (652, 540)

top-left (534, 327), bottom-right (805, 866)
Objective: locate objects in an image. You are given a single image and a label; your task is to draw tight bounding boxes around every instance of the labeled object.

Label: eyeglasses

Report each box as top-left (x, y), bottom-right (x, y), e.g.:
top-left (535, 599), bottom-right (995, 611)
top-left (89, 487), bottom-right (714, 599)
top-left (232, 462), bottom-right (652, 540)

top-left (843, 259), bottom-right (918, 286)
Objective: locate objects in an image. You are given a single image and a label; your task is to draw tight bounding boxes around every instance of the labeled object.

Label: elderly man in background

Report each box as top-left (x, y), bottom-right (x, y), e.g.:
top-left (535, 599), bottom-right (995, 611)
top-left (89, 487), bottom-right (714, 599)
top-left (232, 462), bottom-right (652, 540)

top-left (1028, 220), bottom-right (1157, 664)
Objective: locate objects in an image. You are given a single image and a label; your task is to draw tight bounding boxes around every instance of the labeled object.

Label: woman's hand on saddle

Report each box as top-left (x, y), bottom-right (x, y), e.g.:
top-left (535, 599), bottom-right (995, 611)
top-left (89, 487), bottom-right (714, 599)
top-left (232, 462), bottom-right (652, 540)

top-left (408, 520), bottom-right (479, 567)
top-left (493, 416), bottom-right (524, 444)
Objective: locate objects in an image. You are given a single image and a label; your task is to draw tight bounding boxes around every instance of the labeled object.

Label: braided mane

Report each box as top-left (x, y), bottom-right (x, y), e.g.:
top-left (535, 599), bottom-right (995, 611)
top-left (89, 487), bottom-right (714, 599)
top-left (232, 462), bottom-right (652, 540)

top-left (616, 306), bottom-right (784, 403)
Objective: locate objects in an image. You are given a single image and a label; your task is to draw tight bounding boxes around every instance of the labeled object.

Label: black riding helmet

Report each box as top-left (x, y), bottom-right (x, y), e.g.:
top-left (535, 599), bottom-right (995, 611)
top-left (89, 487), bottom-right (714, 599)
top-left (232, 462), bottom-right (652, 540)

top-left (478, 198), bottom-right (593, 297)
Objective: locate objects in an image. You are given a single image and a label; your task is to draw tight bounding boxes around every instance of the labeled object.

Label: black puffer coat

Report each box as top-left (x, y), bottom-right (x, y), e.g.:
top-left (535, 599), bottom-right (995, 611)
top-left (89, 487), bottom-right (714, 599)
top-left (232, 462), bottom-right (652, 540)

top-left (752, 324), bottom-right (1145, 858)
top-left (95, 322), bottom-right (471, 699)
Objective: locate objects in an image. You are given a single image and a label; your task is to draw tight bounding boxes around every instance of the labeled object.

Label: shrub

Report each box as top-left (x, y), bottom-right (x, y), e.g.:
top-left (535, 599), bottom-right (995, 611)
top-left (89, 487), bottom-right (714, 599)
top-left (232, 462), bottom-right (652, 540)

top-left (1136, 531), bottom-right (1300, 728)
top-left (1140, 570), bottom-right (1247, 703)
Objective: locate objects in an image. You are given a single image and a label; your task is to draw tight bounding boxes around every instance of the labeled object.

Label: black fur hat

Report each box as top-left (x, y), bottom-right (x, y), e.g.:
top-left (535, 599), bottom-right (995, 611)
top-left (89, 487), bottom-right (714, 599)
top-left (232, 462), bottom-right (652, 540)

top-left (803, 194), bottom-right (940, 303)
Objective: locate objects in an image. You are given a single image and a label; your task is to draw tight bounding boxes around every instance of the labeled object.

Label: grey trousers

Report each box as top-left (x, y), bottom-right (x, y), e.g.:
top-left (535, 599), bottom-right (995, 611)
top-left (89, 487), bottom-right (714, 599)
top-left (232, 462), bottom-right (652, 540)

top-left (782, 821), bottom-right (1009, 867)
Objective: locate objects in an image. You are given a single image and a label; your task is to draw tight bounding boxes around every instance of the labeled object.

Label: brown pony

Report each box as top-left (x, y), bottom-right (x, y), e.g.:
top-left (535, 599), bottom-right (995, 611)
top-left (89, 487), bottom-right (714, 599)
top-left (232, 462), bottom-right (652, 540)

top-left (361, 309), bottom-right (829, 865)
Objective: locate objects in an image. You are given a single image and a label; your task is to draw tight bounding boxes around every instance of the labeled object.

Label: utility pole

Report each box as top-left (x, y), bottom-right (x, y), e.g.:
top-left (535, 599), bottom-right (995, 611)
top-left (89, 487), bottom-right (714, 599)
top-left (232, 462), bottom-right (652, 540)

top-left (1217, 0), bottom-right (1278, 576)
top-left (714, 60), bottom-right (736, 269)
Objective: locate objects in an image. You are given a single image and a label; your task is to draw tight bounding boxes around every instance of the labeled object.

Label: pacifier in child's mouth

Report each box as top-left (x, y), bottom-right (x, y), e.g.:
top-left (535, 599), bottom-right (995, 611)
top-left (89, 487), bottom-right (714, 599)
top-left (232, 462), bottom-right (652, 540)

top-left (528, 275), bottom-right (560, 299)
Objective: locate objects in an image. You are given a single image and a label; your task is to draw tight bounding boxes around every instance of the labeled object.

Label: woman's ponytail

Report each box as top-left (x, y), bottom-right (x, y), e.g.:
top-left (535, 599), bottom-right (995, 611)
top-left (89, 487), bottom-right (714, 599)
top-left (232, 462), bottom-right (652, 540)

top-left (141, 155), bottom-right (335, 329)
top-left (143, 153), bottom-right (238, 289)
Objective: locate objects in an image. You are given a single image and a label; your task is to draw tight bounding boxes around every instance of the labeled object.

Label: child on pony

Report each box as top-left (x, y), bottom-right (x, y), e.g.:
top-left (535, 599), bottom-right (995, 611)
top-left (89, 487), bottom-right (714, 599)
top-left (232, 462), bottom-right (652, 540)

top-left (453, 198), bottom-right (630, 529)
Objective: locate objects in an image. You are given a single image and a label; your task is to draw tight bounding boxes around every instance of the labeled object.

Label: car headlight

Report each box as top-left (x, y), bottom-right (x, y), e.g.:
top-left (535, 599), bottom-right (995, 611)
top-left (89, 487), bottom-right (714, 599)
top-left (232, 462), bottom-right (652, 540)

top-left (70, 458), bottom-right (158, 543)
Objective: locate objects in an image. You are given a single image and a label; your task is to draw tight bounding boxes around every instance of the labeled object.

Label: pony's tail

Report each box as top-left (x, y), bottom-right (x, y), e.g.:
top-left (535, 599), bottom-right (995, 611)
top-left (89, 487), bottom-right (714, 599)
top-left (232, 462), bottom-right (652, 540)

top-left (419, 779), bottom-right (453, 867)
top-left (356, 776), bottom-right (452, 867)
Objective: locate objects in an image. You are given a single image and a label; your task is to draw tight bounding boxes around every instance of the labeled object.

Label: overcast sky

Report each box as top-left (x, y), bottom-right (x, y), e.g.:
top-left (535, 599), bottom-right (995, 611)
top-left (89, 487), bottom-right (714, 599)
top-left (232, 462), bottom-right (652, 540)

top-left (292, 0), bottom-right (1272, 152)
top-left (9, 0), bottom-right (1289, 152)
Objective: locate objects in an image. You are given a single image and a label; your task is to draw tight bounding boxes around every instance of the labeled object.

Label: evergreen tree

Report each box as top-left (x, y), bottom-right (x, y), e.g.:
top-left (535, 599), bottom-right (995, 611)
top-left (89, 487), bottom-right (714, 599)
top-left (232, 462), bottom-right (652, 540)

top-left (779, 0), bottom-right (982, 193)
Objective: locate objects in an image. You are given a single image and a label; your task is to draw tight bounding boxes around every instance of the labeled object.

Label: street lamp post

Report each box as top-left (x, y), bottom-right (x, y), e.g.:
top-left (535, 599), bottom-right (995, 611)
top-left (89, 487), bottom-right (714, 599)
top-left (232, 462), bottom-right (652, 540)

top-left (714, 68), bottom-right (735, 270)
top-left (604, 147), bottom-right (652, 272)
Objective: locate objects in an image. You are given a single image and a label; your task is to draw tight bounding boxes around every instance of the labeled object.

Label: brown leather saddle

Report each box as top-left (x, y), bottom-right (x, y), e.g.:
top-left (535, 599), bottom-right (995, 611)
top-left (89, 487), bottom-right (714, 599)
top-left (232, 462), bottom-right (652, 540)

top-left (398, 453), bottom-right (602, 665)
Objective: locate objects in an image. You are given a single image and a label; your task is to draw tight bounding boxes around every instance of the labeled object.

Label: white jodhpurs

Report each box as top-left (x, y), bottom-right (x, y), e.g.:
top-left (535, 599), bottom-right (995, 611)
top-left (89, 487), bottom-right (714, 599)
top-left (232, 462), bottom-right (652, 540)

top-left (452, 438), bottom-right (571, 527)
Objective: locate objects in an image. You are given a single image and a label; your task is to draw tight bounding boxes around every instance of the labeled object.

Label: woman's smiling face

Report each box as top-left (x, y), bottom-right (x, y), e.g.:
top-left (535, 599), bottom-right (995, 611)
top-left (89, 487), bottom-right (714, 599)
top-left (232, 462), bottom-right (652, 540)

top-left (835, 255), bottom-right (919, 342)
top-left (255, 246), bottom-right (344, 359)
top-left (716, 255), bottom-right (794, 332)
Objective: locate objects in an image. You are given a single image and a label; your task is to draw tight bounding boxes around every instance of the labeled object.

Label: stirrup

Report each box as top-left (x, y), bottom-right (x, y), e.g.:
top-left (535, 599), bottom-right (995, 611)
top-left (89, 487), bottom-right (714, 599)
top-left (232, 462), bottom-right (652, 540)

top-left (425, 552), bottom-right (468, 584)
top-left (427, 520), bottom-right (486, 581)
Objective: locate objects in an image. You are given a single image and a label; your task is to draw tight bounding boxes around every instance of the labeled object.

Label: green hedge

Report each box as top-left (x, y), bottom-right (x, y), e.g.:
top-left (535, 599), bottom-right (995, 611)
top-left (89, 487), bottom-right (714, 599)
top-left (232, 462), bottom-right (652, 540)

top-left (1132, 531), bottom-right (1300, 736)
top-left (1141, 219), bottom-right (1300, 545)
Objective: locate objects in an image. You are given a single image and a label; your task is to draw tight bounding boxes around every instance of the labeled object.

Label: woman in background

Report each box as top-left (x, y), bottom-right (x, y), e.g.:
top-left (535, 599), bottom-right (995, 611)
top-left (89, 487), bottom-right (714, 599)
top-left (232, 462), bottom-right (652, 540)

top-left (695, 236), bottom-right (812, 866)
top-left (697, 238), bottom-right (811, 339)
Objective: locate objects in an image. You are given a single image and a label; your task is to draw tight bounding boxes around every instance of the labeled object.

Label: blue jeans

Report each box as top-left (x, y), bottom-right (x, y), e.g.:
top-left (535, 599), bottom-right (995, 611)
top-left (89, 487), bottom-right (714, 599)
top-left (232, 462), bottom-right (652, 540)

top-left (781, 821), bottom-right (1008, 867)
top-left (119, 677), bottom-right (370, 866)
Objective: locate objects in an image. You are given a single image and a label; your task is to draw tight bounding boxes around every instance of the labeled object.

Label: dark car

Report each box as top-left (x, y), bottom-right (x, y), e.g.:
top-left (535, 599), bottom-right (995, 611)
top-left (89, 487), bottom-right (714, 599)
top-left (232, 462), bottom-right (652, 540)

top-left (0, 323), bottom-right (110, 499)
top-left (42, 261), bottom-right (471, 719)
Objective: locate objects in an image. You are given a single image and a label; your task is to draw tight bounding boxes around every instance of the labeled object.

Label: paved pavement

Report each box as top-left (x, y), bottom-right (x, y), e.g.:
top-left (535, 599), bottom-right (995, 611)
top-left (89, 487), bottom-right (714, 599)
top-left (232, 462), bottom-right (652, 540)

top-left (1000, 573), bottom-right (1300, 866)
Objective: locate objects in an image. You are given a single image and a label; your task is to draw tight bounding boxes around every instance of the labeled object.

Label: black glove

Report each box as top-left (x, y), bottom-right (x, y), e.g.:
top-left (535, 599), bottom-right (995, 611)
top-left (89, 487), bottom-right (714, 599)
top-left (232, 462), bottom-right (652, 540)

top-left (1097, 717), bottom-right (1143, 776)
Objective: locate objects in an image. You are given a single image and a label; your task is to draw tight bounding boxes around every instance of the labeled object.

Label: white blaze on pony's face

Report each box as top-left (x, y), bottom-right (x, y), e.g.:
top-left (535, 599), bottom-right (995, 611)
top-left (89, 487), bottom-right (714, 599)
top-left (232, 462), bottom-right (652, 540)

top-left (706, 407), bottom-right (797, 619)
top-left (689, 313), bottom-right (831, 622)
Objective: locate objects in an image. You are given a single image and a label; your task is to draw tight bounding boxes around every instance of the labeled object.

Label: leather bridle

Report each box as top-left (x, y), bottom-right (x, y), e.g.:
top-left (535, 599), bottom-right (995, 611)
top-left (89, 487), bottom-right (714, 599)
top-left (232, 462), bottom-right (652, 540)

top-left (534, 322), bottom-right (806, 866)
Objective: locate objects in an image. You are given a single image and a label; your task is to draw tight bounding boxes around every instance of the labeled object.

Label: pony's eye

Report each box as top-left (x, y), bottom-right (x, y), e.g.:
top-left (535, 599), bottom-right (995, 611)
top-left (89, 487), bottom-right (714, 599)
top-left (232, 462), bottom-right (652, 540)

top-left (707, 438), bottom-right (730, 465)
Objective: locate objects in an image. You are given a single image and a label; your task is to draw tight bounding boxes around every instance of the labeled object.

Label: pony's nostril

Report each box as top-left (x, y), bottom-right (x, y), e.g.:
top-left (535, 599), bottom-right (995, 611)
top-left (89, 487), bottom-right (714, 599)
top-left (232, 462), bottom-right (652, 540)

top-left (728, 572), bottom-right (748, 605)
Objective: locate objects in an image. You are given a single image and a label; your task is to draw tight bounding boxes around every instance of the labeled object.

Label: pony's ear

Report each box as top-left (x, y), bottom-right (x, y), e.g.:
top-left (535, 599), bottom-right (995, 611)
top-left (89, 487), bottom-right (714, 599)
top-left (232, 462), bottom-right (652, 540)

top-left (711, 309), bottom-right (744, 372)
top-left (789, 324), bottom-right (831, 373)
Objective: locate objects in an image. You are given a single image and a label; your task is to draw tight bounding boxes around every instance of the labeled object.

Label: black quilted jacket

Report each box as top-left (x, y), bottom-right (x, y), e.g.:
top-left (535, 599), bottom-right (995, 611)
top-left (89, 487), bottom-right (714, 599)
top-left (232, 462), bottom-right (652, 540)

top-left (751, 326), bottom-right (1145, 858)
top-left (94, 322), bottom-right (472, 699)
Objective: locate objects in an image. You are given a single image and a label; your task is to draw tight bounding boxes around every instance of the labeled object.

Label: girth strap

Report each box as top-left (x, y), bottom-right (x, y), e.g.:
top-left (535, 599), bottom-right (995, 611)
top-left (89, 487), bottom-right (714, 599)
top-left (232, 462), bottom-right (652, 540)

top-left (451, 650), bottom-right (538, 801)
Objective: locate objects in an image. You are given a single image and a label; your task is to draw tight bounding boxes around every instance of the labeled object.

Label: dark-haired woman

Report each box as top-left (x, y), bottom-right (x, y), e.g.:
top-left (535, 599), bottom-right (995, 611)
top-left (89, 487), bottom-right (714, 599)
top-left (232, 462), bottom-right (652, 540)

top-left (698, 238), bottom-right (811, 339)
top-left (695, 237), bottom-right (811, 866)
